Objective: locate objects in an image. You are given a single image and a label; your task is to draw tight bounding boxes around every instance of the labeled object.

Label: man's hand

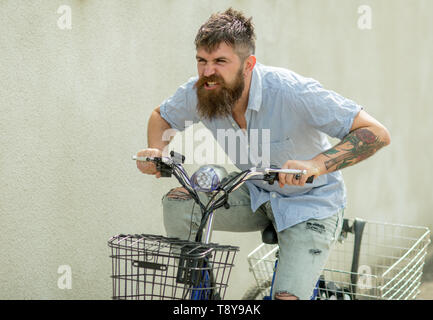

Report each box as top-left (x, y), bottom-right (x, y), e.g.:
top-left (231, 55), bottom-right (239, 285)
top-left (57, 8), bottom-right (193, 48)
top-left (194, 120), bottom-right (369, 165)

top-left (278, 159), bottom-right (321, 188)
top-left (135, 148), bottom-right (163, 178)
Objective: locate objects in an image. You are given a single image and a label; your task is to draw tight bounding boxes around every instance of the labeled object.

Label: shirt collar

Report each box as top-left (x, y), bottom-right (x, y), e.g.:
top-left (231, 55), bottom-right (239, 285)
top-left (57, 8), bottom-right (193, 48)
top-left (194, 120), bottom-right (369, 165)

top-left (247, 63), bottom-right (262, 112)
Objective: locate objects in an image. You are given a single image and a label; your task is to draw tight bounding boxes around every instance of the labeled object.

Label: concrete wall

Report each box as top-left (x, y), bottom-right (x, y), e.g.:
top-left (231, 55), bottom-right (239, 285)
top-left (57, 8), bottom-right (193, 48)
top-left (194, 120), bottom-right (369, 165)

top-left (1, 0), bottom-right (432, 299)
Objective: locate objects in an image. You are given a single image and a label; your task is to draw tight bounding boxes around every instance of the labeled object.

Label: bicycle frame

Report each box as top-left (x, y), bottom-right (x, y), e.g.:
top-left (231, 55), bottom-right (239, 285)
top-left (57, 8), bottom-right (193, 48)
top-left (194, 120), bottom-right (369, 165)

top-left (133, 151), bottom-right (314, 300)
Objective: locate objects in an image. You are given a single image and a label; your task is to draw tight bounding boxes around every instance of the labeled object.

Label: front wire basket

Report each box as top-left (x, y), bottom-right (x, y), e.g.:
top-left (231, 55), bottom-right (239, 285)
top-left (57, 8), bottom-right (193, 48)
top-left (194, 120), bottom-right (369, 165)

top-left (247, 218), bottom-right (431, 300)
top-left (108, 234), bottom-right (239, 300)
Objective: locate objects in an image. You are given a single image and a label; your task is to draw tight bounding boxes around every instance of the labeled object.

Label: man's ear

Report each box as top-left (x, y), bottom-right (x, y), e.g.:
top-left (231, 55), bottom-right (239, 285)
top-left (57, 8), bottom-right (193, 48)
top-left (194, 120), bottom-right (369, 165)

top-left (244, 55), bottom-right (256, 73)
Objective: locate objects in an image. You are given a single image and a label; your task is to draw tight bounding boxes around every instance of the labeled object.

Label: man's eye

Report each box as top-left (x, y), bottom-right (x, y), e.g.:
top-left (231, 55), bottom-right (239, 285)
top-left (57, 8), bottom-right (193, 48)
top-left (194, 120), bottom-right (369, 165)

top-left (216, 60), bottom-right (226, 64)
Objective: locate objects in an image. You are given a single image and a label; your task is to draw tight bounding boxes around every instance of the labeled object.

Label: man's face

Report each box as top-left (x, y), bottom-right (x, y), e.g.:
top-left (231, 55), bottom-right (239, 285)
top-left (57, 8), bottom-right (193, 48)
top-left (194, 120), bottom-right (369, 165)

top-left (194, 42), bottom-right (245, 120)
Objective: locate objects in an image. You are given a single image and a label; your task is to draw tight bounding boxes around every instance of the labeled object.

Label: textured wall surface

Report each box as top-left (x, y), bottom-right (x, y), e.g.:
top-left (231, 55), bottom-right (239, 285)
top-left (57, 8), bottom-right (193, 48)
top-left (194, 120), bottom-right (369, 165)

top-left (1, 0), bottom-right (432, 299)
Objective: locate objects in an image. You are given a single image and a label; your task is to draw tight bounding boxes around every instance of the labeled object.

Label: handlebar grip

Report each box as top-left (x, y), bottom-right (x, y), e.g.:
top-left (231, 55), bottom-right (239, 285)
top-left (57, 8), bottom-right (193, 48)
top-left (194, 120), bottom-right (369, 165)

top-left (271, 173), bottom-right (315, 184)
top-left (133, 155), bottom-right (173, 177)
top-left (133, 156), bottom-right (154, 162)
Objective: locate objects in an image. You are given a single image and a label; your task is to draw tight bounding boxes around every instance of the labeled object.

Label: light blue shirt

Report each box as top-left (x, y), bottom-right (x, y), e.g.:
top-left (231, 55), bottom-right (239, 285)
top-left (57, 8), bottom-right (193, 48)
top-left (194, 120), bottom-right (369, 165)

top-left (159, 63), bottom-right (362, 232)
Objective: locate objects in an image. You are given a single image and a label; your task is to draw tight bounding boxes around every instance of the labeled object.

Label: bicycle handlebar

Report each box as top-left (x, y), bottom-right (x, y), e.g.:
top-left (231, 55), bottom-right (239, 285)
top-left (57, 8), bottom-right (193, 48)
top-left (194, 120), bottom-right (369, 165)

top-left (134, 151), bottom-right (315, 242)
top-left (133, 154), bottom-right (314, 184)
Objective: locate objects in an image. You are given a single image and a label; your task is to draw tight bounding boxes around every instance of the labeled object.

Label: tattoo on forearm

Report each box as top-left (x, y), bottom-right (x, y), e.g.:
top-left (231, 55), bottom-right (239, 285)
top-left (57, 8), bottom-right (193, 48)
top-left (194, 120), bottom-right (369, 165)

top-left (323, 128), bottom-right (387, 171)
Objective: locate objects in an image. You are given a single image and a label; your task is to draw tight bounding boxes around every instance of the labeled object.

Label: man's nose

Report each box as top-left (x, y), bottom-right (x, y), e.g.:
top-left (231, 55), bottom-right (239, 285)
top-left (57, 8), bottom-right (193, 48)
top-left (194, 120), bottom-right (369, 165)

top-left (203, 65), bottom-right (216, 77)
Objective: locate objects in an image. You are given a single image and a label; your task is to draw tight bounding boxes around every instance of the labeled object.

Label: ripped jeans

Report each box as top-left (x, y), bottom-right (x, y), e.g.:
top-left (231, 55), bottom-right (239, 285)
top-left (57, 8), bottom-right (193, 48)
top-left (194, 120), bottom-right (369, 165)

top-left (162, 172), bottom-right (343, 300)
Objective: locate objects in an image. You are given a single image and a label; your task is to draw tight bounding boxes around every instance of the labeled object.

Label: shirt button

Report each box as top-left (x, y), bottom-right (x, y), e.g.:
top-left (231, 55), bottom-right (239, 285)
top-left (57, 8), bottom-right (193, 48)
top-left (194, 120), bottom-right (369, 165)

top-left (271, 193), bottom-right (277, 198)
top-left (262, 181), bottom-right (267, 185)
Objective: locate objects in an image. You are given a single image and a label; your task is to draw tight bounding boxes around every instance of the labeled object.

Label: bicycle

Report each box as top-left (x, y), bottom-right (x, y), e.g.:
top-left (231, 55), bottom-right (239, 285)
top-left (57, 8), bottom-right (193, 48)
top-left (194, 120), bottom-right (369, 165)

top-left (109, 150), bottom-right (317, 300)
top-left (108, 151), bottom-right (431, 300)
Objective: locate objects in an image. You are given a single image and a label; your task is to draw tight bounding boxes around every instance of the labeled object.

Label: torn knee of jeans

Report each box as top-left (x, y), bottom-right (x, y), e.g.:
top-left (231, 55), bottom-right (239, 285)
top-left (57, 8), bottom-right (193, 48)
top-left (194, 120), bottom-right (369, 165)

top-left (275, 291), bottom-right (299, 300)
top-left (166, 187), bottom-right (192, 200)
top-left (306, 222), bottom-right (325, 234)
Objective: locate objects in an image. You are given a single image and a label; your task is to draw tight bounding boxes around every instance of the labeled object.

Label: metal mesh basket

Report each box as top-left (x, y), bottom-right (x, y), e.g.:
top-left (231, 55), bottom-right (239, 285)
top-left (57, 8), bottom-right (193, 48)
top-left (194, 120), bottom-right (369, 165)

top-left (247, 218), bottom-right (431, 300)
top-left (108, 234), bottom-right (239, 300)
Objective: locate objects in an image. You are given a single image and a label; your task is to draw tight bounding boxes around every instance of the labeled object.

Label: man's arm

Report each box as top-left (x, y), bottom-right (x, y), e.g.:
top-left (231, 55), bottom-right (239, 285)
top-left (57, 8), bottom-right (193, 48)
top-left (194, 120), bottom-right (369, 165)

top-left (313, 110), bottom-right (391, 176)
top-left (136, 106), bottom-right (175, 178)
top-left (279, 110), bottom-right (391, 187)
top-left (147, 106), bottom-right (174, 151)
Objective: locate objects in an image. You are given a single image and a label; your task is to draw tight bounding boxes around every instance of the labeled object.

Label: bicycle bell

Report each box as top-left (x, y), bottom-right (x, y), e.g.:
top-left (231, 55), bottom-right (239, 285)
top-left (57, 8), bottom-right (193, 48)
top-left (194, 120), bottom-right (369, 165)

top-left (190, 165), bottom-right (228, 192)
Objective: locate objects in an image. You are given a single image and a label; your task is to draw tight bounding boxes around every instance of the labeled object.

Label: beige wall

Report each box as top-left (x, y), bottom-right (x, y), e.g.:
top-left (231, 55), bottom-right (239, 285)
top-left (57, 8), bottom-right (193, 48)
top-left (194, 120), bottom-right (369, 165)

top-left (1, 0), bottom-right (432, 299)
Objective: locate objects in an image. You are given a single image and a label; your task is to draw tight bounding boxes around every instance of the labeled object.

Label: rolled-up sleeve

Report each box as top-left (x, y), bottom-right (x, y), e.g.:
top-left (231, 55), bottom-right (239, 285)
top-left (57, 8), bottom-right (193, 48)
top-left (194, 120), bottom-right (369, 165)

top-left (290, 79), bottom-right (363, 140)
top-left (159, 77), bottom-right (200, 131)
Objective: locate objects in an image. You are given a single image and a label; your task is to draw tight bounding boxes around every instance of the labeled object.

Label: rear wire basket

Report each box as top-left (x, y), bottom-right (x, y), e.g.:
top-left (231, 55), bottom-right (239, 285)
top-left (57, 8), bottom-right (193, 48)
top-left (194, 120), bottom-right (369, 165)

top-left (247, 219), bottom-right (431, 300)
top-left (108, 234), bottom-right (239, 300)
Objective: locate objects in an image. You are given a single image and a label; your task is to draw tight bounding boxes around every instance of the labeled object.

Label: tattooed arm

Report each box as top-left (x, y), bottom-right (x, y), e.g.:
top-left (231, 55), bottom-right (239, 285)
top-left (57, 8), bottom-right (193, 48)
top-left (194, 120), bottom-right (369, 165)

top-left (278, 110), bottom-right (391, 187)
top-left (314, 110), bottom-right (391, 175)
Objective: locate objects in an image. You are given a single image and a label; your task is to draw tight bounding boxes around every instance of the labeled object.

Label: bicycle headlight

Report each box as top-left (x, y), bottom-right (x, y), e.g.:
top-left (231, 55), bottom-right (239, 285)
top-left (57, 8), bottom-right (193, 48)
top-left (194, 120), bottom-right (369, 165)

top-left (190, 165), bottom-right (228, 192)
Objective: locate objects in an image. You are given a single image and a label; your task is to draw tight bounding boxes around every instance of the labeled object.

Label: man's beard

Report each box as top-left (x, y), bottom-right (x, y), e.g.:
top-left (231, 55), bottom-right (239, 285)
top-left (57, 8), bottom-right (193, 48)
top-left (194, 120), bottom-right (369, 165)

top-left (194, 68), bottom-right (245, 120)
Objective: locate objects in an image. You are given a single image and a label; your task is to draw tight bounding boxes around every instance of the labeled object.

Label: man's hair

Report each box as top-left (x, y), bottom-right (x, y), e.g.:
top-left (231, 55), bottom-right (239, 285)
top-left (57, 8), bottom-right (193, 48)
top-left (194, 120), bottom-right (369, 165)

top-left (194, 8), bottom-right (256, 61)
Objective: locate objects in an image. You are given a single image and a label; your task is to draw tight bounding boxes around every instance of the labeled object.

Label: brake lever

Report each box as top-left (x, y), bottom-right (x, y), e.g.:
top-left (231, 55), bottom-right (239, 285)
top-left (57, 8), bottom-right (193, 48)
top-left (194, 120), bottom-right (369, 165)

top-left (264, 172), bottom-right (279, 185)
top-left (132, 155), bottom-right (173, 177)
top-left (156, 161), bottom-right (173, 177)
top-left (169, 150), bottom-right (185, 164)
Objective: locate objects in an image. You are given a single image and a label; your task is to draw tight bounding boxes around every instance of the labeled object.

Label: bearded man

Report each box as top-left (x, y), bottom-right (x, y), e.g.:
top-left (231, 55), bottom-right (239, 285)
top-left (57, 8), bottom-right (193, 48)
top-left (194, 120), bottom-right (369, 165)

top-left (136, 8), bottom-right (390, 300)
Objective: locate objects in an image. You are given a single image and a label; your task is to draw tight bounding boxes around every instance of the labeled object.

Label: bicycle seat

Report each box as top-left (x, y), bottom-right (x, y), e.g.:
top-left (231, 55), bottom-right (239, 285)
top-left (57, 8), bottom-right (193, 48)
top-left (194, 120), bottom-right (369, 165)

top-left (261, 224), bottom-right (278, 244)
